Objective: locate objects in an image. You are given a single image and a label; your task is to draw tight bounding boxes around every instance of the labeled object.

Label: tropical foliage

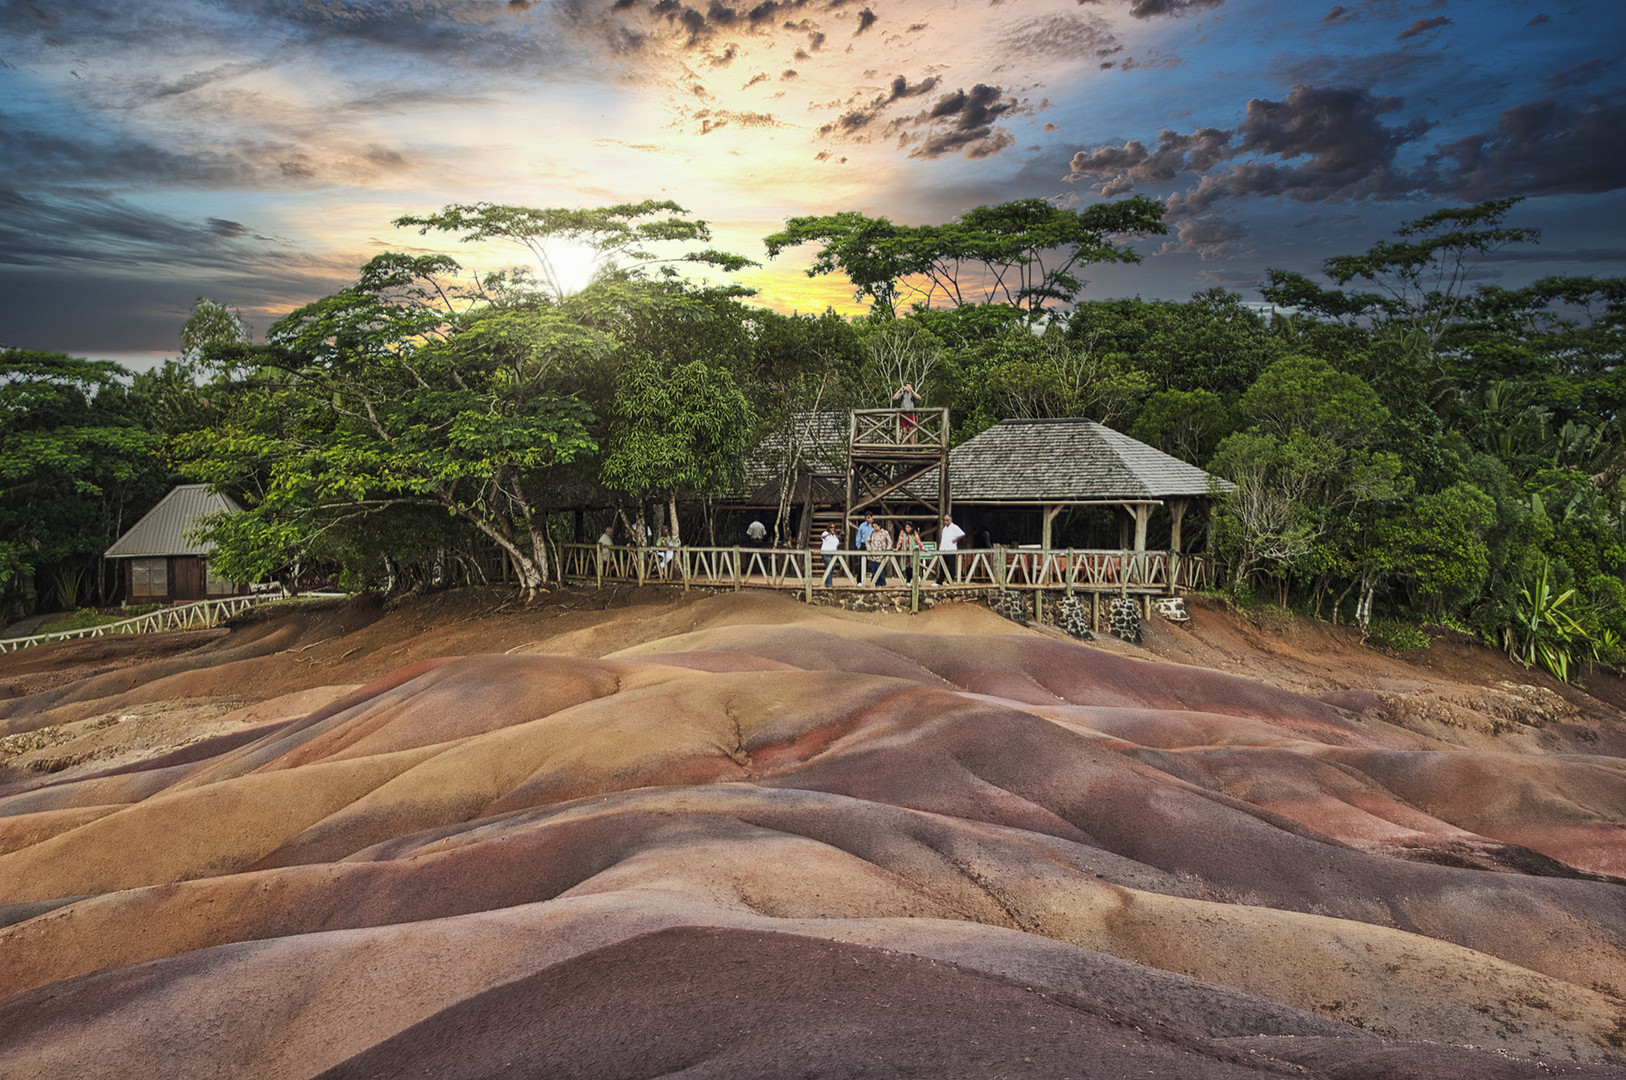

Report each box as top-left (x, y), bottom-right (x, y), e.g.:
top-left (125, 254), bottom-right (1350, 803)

top-left (9, 194), bottom-right (1625, 688)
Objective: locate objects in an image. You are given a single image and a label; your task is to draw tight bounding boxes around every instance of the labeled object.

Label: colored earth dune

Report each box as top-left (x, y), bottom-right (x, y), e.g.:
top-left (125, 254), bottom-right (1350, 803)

top-left (1, 591), bottom-right (1623, 1079)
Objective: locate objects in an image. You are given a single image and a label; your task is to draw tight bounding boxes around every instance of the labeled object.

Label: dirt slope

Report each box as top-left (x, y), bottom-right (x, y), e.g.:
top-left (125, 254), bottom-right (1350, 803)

top-left (0, 586), bottom-right (1623, 1079)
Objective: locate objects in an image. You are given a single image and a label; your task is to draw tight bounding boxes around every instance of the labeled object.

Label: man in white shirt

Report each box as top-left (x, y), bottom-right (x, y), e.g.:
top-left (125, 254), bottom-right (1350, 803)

top-left (937, 514), bottom-right (966, 583)
top-left (820, 525), bottom-right (841, 587)
top-left (746, 518), bottom-right (767, 545)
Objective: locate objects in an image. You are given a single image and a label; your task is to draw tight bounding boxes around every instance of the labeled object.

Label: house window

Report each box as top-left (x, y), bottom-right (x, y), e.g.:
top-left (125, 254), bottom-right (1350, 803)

top-left (130, 558), bottom-right (168, 599)
top-left (205, 560), bottom-right (236, 596)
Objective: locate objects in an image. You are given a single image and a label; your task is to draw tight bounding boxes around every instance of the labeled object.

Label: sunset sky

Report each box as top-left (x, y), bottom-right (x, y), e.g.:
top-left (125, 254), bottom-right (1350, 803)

top-left (3, 0), bottom-right (1623, 370)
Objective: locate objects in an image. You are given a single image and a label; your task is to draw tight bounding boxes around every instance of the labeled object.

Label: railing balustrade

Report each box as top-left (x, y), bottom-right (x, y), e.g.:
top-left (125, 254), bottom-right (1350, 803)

top-left (559, 543), bottom-right (1212, 595)
top-left (0, 589), bottom-right (346, 654)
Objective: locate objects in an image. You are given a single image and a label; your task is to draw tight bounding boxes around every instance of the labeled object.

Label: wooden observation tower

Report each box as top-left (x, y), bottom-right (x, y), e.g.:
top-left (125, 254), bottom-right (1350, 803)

top-left (842, 408), bottom-right (951, 542)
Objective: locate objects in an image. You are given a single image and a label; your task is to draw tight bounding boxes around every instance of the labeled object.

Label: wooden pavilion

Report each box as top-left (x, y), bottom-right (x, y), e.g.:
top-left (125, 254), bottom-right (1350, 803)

top-left (924, 417), bottom-right (1232, 554)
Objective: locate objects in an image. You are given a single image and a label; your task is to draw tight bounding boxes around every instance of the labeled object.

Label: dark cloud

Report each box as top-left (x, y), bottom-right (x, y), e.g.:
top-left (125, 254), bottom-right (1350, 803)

top-left (815, 75), bottom-right (1011, 153)
top-left (0, 186), bottom-right (281, 273)
top-left (1526, 13), bottom-right (1550, 27)
top-left (906, 84), bottom-right (1020, 159)
top-left (815, 74), bottom-right (941, 137)
top-left (854, 7), bottom-right (875, 34)
top-left (1066, 81), bottom-right (1626, 265)
top-left (1159, 215), bottom-right (1250, 260)
top-left (1395, 15), bottom-right (1450, 41)
top-left (1066, 126), bottom-right (1234, 187)
top-left (1068, 85), bottom-right (1433, 251)
top-left (1547, 58), bottom-right (1616, 91)
top-left (140, 60), bottom-right (277, 102)
top-left (1125, 0), bottom-right (1224, 18)
top-left (692, 107), bottom-right (781, 133)
top-left (1321, 6), bottom-right (1349, 25)
top-left (1430, 97), bottom-right (1626, 200)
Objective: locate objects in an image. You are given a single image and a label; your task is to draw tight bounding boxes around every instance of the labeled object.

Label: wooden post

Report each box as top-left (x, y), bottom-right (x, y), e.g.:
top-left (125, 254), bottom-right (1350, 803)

top-left (682, 548), bottom-right (690, 592)
top-left (596, 545), bottom-right (604, 589)
top-left (994, 545), bottom-right (1007, 594)
top-left (636, 547), bottom-right (646, 585)
top-left (733, 546), bottom-right (741, 591)
top-left (910, 548), bottom-right (921, 613)
top-left (1035, 589), bottom-right (1044, 623)
top-left (805, 551), bottom-right (814, 604)
top-left (1092, 590), bottom-right (1101, 633)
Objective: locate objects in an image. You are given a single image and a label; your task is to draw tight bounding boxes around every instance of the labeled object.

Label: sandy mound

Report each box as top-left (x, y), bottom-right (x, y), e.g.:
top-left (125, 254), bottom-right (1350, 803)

top-left (0, 588), bottom-right (1623, 1078)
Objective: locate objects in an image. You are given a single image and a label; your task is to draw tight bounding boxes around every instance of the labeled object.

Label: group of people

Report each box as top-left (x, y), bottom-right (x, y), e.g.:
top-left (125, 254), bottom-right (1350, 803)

top-left (820, 512), bottom-right (965, 588)
top-left (598, 521), bottom-right (680, 576)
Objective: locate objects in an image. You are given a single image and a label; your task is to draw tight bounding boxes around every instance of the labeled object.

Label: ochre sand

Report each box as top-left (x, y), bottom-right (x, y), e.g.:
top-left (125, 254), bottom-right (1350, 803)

top-left (1, 589), bottom-right (1624, 1079)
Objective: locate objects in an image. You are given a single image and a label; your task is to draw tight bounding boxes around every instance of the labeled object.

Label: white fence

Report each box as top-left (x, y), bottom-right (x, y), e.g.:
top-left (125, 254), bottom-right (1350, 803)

top-left (0, 590), bottom-right (346, 654)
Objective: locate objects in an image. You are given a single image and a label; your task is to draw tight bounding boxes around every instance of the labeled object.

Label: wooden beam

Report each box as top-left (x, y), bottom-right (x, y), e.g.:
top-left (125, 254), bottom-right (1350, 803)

top-left (1041, 504), bottom-right (1064, 549)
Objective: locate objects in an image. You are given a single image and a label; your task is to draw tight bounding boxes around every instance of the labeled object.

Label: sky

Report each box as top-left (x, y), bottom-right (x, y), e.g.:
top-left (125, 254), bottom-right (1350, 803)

top-left (2, 0), bottom-right (1623, 371)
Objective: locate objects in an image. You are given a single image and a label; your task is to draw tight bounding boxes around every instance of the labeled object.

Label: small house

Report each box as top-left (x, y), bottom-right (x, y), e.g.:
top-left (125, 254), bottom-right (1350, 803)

top-left (104, 484), bottom-right (247, 603)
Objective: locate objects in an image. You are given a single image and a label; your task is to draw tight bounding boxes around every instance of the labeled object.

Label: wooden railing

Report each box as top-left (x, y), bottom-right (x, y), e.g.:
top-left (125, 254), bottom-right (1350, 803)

top-left (0, 589), bottom-right (346, 654)
top-left (850, 407), bottom-right (950, 451)
top-left (558, 543), bottom-right (1214, 597)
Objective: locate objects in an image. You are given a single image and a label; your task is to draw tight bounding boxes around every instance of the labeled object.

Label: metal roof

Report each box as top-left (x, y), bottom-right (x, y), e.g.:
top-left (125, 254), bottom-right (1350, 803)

top-left (104, 484), bottom-right (242, 558)
top-left (935, 418), bottom-right (1232, 503)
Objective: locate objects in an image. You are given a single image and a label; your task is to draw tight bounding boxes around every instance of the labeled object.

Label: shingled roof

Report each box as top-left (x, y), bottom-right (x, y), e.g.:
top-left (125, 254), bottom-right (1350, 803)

top-left (105, 484), bottom-right (242, 558)
top-left (943, 418), bottom-right (1231, 503)
top-left (734, 411), bottom-right (849, 504)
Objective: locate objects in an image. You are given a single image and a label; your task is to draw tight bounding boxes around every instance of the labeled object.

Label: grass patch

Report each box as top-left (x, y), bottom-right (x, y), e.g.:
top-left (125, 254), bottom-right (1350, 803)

top-left (1368, 618), bottom-right (1431, 652)
top-left (35, 605), bottom-right (161, 635)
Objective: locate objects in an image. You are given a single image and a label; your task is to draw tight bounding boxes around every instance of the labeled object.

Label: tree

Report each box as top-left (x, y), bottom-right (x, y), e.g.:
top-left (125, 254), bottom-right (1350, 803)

top-left (945, 327), bottom-right (1149, 438)
top-left (175, 203), bottom-right (755, 595)
top-left (174, 254), bottom-right (602, 596)
top-left (1130, 388), bottom-right (1234, 466)
top-left (179, 297), bottom-right (252, 375)
top-left (0, 350), bottom-right (164, 610)
top-left (1211, 357), bottom-right (1407, 600)
top-left (1073, 289), bottom-right (1282, 399)
top-left (1261, 198), bottom-right (1540, 356)
top-left (763, 197), bottom-right (1166, 319)
top-left (395, 200), bottom-right (755, 298)
top-left (600, 354), bottom-right (754, 543)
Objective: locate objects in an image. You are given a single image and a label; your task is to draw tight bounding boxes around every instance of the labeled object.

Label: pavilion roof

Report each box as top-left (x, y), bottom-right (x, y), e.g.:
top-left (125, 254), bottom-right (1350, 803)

top-left (938, 418), bottom-right (1231, 504)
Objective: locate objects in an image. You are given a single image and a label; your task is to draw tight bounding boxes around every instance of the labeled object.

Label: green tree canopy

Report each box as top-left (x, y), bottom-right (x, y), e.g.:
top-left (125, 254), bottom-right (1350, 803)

top-left (763, 197), bottom-right (1166, 319)
top-left (0, 350), bottom-right (165, 608)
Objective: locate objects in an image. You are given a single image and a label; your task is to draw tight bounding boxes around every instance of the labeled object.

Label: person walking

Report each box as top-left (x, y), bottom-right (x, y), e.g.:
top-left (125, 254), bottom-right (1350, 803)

top-left (745, 518), bottom-right (767, 546)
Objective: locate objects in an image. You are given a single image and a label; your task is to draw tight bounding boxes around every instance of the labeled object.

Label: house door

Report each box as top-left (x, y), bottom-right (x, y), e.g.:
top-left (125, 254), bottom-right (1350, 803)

top-left (171, 557), bottom-right (207, 601)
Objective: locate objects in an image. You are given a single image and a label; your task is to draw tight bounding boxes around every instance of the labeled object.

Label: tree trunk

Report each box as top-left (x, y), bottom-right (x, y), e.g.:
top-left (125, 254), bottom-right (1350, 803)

top-left (667, 490), bottom-right (682, 545)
